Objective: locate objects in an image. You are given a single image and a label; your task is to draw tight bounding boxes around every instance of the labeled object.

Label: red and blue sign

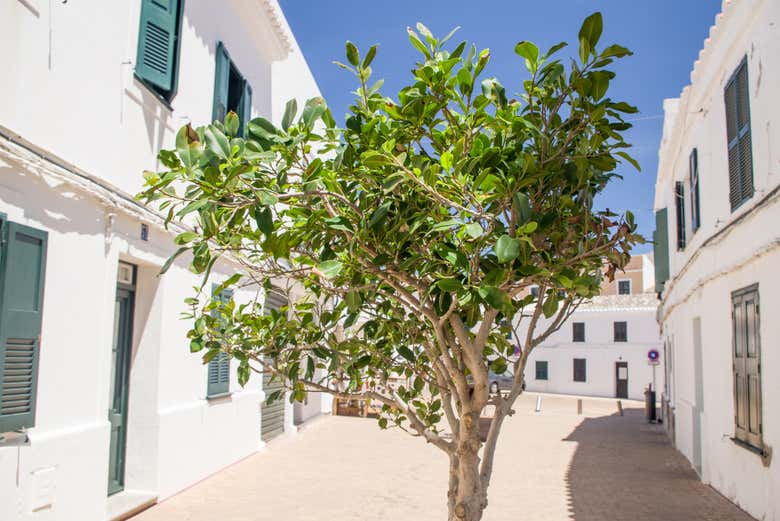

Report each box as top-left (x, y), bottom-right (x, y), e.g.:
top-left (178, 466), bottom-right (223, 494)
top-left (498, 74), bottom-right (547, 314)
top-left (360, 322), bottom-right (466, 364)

top-left (647, 349), bottom-right (660, 362)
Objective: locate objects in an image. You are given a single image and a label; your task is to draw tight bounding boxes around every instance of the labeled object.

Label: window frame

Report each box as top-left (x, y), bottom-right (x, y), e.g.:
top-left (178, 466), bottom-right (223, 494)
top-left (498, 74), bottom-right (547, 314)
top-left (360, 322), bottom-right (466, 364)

top-left (674, 181), bottom-right (686, 250)
top-left (731, 284), bottom-right (763, 451)
top-left (689, 148), bottom-right (701, 233)
top-left (617, 279), bottom-right (632, 295)
top-left (134, 0), bottom-right (185, 104)
top-left (573, 358), bottom-right (587, 383)
top-left (613, 321), bottom-right (628, 343)
top-left (724, 57), bottom-right (754, 212)
top-left (535, 361), bottom-right (548, 381)
top-left (572, 322), bottom-right (585, 343)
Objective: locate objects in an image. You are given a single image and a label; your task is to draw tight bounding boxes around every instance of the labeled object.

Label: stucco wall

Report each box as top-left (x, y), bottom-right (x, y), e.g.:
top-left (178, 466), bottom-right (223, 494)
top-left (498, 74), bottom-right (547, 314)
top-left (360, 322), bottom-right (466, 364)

top-left (654, 0), bottom-right (779, 518)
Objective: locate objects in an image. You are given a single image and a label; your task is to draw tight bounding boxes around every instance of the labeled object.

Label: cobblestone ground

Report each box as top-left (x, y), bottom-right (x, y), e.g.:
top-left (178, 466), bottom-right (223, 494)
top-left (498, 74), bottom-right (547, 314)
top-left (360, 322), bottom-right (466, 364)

top-left (133, 394), bottom-right (755, 521)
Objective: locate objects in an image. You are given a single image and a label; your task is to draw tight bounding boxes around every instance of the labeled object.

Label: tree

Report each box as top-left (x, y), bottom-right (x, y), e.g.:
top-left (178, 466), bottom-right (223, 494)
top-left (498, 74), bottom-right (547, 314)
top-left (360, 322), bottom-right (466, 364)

top-left (139, 12), bottom-right (642, 521)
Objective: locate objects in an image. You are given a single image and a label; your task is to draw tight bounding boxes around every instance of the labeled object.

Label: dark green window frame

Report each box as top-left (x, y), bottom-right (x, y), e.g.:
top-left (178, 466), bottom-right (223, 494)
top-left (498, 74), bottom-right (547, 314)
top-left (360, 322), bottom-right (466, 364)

top-left (689, 149), bottom-right (701, 233)
top-left (0, 217), bottom-right (48, 433)
top-left (206, 284), bottom-right (233, 398)
top-left (573, 358), bottom-right (586, 383)
top-left (674, 181), bottom-right (686, 250)
top-left (535, 361), bottom-right (548, 381)
top-left (212, 41), bottom-right (253, 135)
top-left (135, 0), bottom-right (185, 104)
top-left (572, 322), bottom-right (585, 342)
top-left (724, 57), bottom-right (754, 211)
top-left (614, 321), bottom-right (628, 342)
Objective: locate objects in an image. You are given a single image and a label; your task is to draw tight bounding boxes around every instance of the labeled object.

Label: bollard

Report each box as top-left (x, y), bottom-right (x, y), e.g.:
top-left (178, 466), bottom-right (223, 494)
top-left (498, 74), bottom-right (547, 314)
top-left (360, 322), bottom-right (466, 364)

top-left (617, 400), bottom-right (624, 416)
top-left (535, 395), bottom-right (542, 413)
top-left (577, 398), bottom-right (582, 415)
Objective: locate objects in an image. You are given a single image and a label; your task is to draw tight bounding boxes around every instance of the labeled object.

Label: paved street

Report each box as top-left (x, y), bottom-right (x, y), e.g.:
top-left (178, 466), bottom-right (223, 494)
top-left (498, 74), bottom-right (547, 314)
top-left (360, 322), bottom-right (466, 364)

top-left (133, 394), bottom-right (754, 521)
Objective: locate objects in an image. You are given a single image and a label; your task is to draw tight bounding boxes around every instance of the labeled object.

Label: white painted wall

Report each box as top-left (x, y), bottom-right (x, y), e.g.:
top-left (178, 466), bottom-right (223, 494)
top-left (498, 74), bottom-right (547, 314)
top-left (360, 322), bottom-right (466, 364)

top-left (0, 1), bottom-right (323, 520)
top-left (654, 1), bottom-right (780, 519)
top-left (519, 294), bottom-right (662, 401)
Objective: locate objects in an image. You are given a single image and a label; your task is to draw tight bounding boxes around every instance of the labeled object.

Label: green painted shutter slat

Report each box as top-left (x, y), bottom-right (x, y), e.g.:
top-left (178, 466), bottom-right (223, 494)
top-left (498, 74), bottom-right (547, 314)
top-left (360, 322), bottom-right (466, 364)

top-left (207, 284), bottom-right (233, 396)
top-left (0, 221), bottom-right (47, 433)
top-left (239, 81), bottom-right (253, 136)
top-left (212, 42), bottom-right (231, 124)
top-left (653, 208), bottom-right (670, 294)
top-left (725, 59), bottom-right (754, 210)
top-left (136, 0), bottom-right (179, 91)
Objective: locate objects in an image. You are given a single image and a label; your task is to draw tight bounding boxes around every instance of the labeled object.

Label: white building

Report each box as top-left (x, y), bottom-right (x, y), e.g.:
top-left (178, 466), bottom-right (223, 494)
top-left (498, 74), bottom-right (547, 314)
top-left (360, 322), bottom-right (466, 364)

top-left (0, 1), bottom-right (329, 520)
top-left (520, 254), bottom-right (663, 401)
top-left (653, 0), bottom-right (779, 519)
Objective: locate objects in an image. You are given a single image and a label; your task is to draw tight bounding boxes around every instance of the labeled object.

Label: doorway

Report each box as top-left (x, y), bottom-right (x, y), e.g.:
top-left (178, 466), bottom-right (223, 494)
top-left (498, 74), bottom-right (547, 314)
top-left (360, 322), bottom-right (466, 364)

top-left (615, 361), bottom-right (628, 399)
top-left (107, 262), bottom-right (135, 495)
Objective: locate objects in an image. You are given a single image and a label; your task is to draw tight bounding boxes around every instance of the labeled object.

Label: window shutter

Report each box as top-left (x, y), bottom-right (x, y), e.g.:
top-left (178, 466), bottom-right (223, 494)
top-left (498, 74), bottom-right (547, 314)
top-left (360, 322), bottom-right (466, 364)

top-left (535, 361), bottom-right (548, 380)
top-left (0, 221), bottom-right (48, 433)
top-left (212, 42), bottom-right (231, 124)
top-left (653, 208), bottom-right (670, 293)
top-left (136, 0), bottom-right (180, 92)
top-left (674, 181), bottom-right (686, 250)
top-left (614, 321), bottom-right (628, 342)
top-left (239, 81), bottom-right (253, 136)
top-left (207, 285), bottom-right (233, 397)
top-left (732, 285), bottom-right (762, 448)
top-left (725, 59), bottom-right (754, 210)
top-left (573, 359), bottom-right (586, 382)
top-left (689, 149), bottom-right (701, 232)
top-left (572, 322), bottom-right (585, 342)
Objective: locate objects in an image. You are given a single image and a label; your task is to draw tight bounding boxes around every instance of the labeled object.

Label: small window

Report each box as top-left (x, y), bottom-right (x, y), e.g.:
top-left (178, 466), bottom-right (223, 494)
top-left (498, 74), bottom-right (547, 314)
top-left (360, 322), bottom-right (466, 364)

top-left (213, 42), bottom-right (253, 135)
top-left (207, 284), bottom-right (234, 397)
top-left (135, 0), bottom-right (184, 101)
top-left (535, 361), bottom-right (548, 380)
top-left (731, 284), bottom-right (762, 449)
top-left (573, 358), bottom-right (586, 382)
top-left (617, 279), bottom-right (631, 295)
top-left (614, 321), bottom-right (628, 342)
top-left (689, 149), bottom-right (701, 233)
top-left (724, 58), bottom-right (754, 211)
top-left (572, 322), bottom-right (585, 342)
top-left (675, 181), bottom-right (686, 250)
top-left (530, 286), bottom-right (539, 298)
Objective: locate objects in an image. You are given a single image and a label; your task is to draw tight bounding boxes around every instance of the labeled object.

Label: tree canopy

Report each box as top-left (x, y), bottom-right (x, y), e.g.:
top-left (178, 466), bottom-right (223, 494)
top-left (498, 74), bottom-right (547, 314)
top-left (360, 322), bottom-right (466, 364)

top-left (139, 12), bottom-right (643, 521)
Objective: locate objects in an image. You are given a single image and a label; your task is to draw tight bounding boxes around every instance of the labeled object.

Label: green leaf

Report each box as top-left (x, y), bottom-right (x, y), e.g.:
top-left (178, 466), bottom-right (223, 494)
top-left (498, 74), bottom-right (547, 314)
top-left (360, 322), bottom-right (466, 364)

top-left (362, 45), bottom-right (378, 68)
top-left (407, 28), bottom-right (431, 59)
top-left (254, 206), bottom-right (273, 235)
top-left (174, 231), bottom-right (199, 245)
top-left (542, 291), bottom-right (560, 318)
top-left (397, 345), bottom-right (415, 363)
top-left (617, 151), bottom-right (641, 172)
top-left (512, 192), bottom-right (532, 224)
top-left (318, 259), bottom-right (343, 279)
top-left (301, 97), bottom-right (327, 128)
top-left (495, 235), bottom-right (520, 263)
top-left (346, 41), bottom-right (360, 66)
top-left (281, 98), bottom-right (297, 131)
top-left (436, 278), bottom-right (462, 292)
top-left (464, 222), bottom-right (483, 239)
top-left (259, 191), bottom-right (278, 206)
top-left (368, 201), bottom-right (391, 230)
top-left (440, 151), bottom-right (453, 171)
top-left (478, 286), bottom-right (512, 313)
top-left (430, 219), bottom-right (459, 233)
top-left (416, 22), bottom-right (435, 45)
top-left (160, 246), bottom-right (189, 275)
top-left (514, 41), bottom-right (539, 71)
top-left (203, 126), bottom-right (231, 159)
top-left (578, 12), bottom-right (603, 60)
top-left (600, 44), bottom-right (632, 59)
top-left (224, 111), bottom-right (240, 137)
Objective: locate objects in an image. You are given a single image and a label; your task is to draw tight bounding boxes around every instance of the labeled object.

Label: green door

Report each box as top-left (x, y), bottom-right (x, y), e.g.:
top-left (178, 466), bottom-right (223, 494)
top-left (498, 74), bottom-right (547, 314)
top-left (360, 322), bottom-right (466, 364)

top-left (107, 266), bottom-right (135, 496)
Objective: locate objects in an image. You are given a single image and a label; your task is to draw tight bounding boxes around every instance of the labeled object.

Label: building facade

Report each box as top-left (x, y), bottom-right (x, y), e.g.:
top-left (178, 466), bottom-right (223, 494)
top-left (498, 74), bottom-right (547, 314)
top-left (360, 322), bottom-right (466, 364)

top-left (520, 254), bottom-right (663, 401)
top-left (653, 0), bottom-right (779, 519)
top-left (0, 1), bottom-right (328, 520)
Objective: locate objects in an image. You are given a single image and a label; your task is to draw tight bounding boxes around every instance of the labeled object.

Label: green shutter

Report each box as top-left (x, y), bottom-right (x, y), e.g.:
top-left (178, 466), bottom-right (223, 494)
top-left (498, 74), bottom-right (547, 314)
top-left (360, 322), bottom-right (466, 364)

top-left (136, 0), bottom-right (180, 92)
top-left (0, 221), bottom-right (48, 433)
top-left (207, 284), bottom-right (233, 397)
top-left (212, 42), bottom-right (231, 124)
top-left (239, 80), bottom-right (253, 136)
top-left (653, 208), bottom-right (670, 294)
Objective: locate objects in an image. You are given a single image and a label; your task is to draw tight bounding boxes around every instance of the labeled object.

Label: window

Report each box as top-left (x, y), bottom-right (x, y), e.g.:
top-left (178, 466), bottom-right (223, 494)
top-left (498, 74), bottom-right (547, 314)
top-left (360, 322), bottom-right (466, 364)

top-left (731, 284), bottom-right (762, 449)
top-left (573, 358), bottom-right (586, 382)
top-left (689, 149), bottom-right (701, 233)
top-left (530, 286), bottom-right (539, 298)
top-left (725, 58), bottom-right (753, 211)
top-left (213, 42), bottom-right (253, 135)
top-left (135, 0), bottom-right (184, 101)
top-left (0, 218), bottom-right (48, 433)
top-left (614, 321), bottom-right (628, 342)
top-left (674, 181), bottom-right (686, 250)
top-left (207, 284), bottom-right (233, 397)
top-left (653, 208), bottom-right (670, 294)
top-left (572, 322), bottom-right (585, 342)
top-left (535, 361), bottom-right (548, 381)
top-left (617, 279), bottom-right (631, 295)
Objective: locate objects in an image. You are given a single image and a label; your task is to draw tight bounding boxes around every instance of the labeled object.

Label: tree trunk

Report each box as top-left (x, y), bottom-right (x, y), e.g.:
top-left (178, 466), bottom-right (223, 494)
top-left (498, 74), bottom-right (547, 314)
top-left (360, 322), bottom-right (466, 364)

top-left (447, 411), bottom-right (487, 521)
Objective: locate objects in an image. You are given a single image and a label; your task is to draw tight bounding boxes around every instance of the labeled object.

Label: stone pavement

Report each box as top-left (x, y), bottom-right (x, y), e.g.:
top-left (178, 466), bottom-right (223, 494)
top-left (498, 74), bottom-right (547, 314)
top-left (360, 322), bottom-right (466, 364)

top-left (132, 394), bottom-right (755, 521)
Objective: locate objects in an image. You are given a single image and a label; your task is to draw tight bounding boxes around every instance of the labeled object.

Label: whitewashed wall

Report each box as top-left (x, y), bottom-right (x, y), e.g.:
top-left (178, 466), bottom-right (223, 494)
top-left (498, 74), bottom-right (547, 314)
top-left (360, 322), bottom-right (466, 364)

top-left (0, 1), bottom-right (323, 520)
top-left (654, 0), bottom-right (780, 519)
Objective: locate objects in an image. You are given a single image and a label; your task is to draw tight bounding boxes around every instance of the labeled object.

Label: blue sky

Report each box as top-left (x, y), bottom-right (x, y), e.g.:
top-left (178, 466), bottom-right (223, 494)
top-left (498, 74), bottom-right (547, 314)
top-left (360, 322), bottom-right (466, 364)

top-left (279, 0), bottom-right (723, 251)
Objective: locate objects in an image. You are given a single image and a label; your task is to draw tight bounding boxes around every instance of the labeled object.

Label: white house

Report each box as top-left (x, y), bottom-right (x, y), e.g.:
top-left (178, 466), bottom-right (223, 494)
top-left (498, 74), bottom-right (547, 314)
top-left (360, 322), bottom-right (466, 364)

top-left (520, 253), bottom-right (663, 401)
top-left (653, 0), bottom-right (779, 519)
top-left (0, 1), bottom-right (329, 520)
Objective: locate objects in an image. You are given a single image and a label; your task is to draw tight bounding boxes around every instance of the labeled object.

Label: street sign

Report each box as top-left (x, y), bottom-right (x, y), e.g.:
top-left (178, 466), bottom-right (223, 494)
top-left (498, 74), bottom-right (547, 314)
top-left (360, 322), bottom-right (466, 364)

top-left (648, 349), bottom-right (660, 366)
